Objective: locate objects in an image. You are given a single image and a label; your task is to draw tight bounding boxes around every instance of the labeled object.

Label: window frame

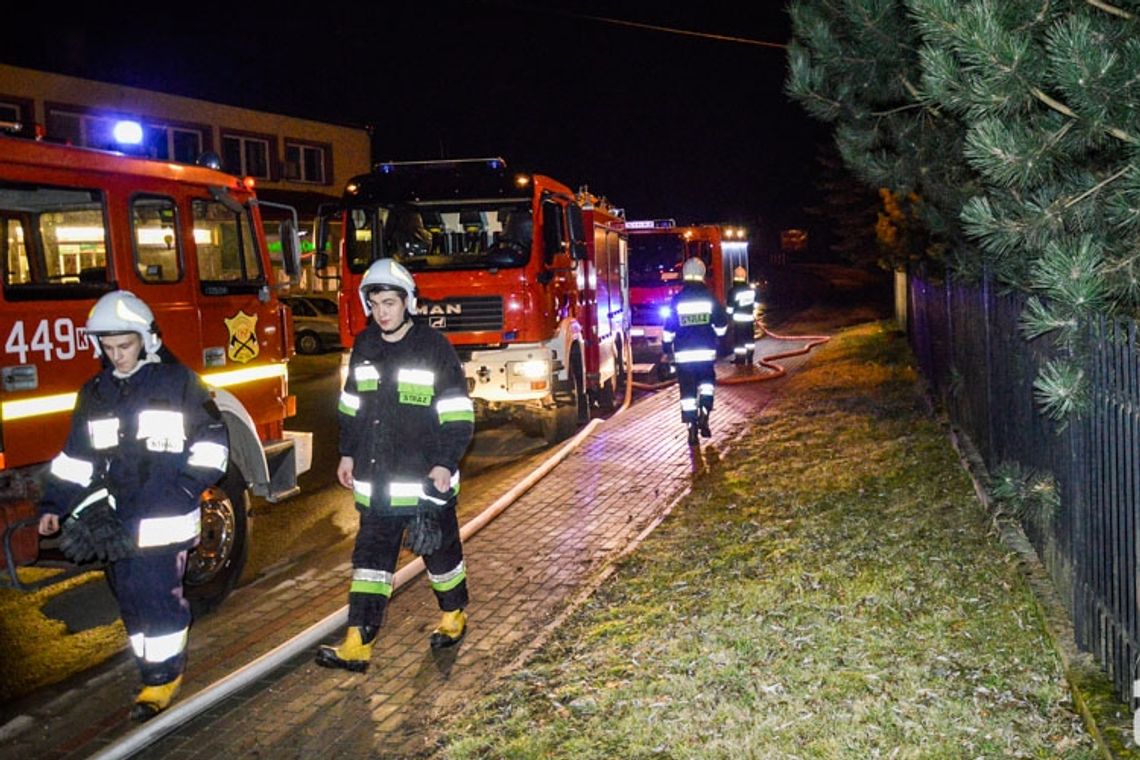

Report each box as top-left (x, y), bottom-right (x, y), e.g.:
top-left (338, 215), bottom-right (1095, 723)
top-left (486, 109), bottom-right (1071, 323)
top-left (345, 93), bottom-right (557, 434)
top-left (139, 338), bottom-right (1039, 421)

top-left (191, 197), bottom-right (267, 296)
top-left (220, 129), bottom-right (276, 180)
top-left (130, 193), bottom-right (184, 284)
top-left (0, 183), bottom-right (115, 301)
top-left (283, 139), bottom-right (331, 185)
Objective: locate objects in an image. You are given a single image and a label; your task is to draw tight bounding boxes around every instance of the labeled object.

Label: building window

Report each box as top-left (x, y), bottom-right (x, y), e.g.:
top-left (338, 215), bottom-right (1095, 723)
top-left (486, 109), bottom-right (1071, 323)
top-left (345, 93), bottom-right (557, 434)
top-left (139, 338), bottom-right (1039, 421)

top-left (143, 125), bottom-right (204, 164)
top-left (45, 108), bottom-right (136, 152)
top-left (0, 101), bottom-right (21, 125)
top-left (221, 133), bottom-right (271, 179)
top-left (284, 142), bottom-right (327, 183)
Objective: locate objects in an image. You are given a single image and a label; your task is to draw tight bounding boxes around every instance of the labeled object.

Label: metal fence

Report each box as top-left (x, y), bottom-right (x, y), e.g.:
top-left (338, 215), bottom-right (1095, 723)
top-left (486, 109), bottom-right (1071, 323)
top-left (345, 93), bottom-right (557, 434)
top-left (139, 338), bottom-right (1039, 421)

top-left (908, 273), bottom-right (1140, 701)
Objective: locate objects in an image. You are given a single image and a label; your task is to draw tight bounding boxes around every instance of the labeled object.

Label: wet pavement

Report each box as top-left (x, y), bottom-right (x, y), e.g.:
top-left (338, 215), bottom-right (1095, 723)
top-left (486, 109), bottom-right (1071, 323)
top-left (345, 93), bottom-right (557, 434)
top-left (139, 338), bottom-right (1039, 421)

top-left (0, 336), bottom-right (814, 760)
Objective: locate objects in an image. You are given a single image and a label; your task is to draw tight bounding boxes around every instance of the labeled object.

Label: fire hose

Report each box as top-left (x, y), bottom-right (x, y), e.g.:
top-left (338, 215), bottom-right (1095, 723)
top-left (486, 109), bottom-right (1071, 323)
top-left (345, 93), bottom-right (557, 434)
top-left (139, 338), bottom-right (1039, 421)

top-left (87, 357), bottom-right (634, 760)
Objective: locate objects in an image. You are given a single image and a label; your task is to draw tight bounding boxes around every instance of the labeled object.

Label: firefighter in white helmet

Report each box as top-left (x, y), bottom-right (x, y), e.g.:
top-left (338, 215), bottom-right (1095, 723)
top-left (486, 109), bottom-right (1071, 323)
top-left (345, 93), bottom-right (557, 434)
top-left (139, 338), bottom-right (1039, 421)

top-left (726, 266), bottom-right (757, 365)
top-left (317, 258), bottom-right (475, 672)
top-left (38, 290), bottom-right (229, 721)
top-left (662, 258), bottom-right (728, 446)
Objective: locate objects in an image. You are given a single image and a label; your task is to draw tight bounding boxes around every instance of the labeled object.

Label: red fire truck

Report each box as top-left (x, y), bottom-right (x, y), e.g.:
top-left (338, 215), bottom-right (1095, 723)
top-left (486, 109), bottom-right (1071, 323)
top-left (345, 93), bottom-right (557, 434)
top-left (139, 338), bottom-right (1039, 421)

top-left (316, 158), bottom-right (630, 443)
top-left (0, 132), bottom-right (310, 609)
top-left (626, 220), bottom-right (738, 373)
top-left (576, 187), bottom-right (631, 410)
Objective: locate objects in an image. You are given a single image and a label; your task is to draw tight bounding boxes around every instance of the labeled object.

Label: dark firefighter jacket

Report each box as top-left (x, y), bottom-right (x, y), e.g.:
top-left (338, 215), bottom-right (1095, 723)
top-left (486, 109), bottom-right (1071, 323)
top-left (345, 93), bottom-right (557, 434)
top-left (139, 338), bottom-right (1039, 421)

top-left (727, 282), bottom-right (758, 325)
top-left (338, 320), bottom-right (475, 516)
top-left (41, 352), bottom-right (230, 554)
top-left (662, 282), bottom-right (728, 364)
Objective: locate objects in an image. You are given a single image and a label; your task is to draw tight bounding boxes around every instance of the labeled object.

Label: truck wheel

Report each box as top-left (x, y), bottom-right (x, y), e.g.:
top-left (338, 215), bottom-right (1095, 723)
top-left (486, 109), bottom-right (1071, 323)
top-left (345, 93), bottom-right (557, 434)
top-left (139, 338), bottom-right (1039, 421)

top-left (596, 340), bottom-right (627, 412)
top-left (297, 331), bottom-right (322, 355)
top-left (185, 466), bottom-right (249, 616)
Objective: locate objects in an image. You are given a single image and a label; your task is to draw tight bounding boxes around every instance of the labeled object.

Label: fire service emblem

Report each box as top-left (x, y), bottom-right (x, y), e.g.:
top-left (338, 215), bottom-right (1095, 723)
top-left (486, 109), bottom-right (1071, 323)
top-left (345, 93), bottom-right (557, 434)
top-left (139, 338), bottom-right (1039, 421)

top-left (224, 311), bottom-right (259, 364)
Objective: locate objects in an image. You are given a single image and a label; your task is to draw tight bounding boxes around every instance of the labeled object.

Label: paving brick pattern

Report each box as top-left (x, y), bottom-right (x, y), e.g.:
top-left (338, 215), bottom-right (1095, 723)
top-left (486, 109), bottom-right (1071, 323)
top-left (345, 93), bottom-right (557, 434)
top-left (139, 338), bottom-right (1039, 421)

top-left (0, 336), bottom-right (814, 760)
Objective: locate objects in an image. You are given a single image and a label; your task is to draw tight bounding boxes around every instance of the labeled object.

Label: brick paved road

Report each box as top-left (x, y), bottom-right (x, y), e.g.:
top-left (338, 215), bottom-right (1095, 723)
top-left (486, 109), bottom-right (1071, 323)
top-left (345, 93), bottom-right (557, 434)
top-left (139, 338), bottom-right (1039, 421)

top-left (0, 336), bottom-right (815, 760)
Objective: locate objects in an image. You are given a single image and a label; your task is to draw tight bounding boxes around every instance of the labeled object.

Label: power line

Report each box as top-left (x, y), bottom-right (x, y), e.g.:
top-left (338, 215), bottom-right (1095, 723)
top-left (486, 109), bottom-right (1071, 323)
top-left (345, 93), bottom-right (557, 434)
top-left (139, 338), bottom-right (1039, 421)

top-left (492, 2), bottom-right (787, 49)
top-left (567, 11), bottom-right (787, 49)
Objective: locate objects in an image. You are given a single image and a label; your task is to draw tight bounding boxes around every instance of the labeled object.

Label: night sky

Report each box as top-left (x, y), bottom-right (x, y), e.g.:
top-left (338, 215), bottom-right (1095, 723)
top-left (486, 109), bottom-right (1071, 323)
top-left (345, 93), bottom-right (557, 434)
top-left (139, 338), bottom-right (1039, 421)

top-left (5, 2), bottom-right (828, 229)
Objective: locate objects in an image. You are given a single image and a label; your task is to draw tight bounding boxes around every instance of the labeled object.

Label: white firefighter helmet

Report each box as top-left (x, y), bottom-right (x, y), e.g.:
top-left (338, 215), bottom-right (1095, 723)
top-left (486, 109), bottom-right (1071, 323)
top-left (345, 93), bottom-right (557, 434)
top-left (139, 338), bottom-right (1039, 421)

top-left (86, 290), bottom-right (162, 356)
top-left (682, 257), bottom-right (707, 282)
top-left (733, 266), bottom-right (747, 282)
top-left (359, 258), bottom-right (418, 315)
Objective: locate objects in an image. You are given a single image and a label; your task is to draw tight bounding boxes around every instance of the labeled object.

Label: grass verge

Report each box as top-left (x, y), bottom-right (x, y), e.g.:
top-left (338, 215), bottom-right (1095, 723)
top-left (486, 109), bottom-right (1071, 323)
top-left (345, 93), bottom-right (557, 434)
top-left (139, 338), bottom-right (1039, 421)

top-left (437, 321), bottom-right (1098, 759)
top-left (0, 568), bottom-right (124, 705)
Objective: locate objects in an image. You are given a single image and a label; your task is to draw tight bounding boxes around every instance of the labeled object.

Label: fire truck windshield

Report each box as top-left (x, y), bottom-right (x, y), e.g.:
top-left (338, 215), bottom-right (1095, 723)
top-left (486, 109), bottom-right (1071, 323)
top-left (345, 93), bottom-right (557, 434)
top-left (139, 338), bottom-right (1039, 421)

top-left (344, 202), bottom-right (533, 273)
top-left (628, 234), bottom-right (685, 287)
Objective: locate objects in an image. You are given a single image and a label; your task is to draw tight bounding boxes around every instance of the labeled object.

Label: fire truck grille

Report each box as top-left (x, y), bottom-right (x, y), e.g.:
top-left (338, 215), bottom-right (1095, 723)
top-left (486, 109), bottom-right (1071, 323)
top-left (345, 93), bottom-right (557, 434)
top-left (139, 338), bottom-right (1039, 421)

top-left (418, 296), bottom-right (503, 333)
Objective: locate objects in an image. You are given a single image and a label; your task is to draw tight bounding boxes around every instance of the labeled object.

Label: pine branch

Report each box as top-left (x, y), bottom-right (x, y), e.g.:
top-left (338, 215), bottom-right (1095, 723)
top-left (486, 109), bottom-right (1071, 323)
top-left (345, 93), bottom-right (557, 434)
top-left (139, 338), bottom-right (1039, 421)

top-left (1032, 359), bottom-right (1087, 427)
top-left (1063, 165), bottom-right (1132, 209)
top-left (1031, 87), bottom-right (1139, 145)
top-left (1085, 0), bottom-right (1134, 20)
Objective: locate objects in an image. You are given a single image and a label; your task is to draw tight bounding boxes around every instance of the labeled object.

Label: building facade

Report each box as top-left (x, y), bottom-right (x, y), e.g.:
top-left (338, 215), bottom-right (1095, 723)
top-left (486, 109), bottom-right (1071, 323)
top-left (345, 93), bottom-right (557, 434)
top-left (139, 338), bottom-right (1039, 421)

top-left (0, 64), bottom-right (370, 292)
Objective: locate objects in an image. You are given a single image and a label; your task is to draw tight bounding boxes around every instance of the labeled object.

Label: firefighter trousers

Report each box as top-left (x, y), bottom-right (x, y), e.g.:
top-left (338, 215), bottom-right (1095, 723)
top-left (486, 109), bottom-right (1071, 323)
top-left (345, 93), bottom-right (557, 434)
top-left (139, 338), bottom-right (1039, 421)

top-left (348, 506), bottom-right (469, 630)
top-left (676, 361), bottom-right (716, 424)
top-left (104, 550), bottom-right (190, 686)
top-left (732, 321), bottom-right (755, 363)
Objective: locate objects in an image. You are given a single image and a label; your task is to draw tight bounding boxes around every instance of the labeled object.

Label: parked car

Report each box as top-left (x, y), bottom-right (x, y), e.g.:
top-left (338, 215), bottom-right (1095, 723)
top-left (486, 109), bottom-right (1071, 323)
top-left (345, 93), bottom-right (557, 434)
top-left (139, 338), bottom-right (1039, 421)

top-left (281, 295), bottom-right (342, 354)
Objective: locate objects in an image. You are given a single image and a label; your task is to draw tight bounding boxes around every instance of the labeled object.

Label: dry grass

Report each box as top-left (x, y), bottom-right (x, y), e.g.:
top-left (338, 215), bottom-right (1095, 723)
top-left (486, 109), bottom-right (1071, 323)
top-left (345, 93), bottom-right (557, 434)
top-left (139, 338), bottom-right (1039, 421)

top-left (0, 569), bottom-right (125, 704)
top-left (437, 321), bottom-right (1097, 759)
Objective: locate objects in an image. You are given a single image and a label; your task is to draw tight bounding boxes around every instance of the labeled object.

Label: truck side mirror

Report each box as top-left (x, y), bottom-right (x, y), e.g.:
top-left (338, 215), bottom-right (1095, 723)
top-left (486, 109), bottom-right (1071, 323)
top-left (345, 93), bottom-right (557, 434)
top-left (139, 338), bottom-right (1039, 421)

top-left (314, 203), bottom-right (339, 275)
top-left (541, 200), bottom-right (564, 260)
top-left (279, 218), bottom-right (301, 280)
top-left (568, 204), bottom-right (587, 261)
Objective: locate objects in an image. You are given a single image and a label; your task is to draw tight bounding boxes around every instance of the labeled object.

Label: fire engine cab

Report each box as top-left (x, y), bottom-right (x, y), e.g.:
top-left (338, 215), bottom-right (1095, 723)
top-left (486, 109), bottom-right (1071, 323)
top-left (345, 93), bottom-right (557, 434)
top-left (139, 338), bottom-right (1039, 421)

top-left (316, 158), bottom-right (630, 443)
top-left (626, 220), bottom-right (737, 375)
top-left (0, 132), bottom-right (311, 609)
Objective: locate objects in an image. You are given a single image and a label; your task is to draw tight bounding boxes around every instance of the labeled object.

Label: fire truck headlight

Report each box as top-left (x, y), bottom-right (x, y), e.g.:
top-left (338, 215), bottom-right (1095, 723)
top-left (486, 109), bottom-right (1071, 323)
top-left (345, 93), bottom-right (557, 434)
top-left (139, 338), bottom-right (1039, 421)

top-left (658, 305), bottom-right (672, 319)
top-left (510, 359), bottom-right (549, 379)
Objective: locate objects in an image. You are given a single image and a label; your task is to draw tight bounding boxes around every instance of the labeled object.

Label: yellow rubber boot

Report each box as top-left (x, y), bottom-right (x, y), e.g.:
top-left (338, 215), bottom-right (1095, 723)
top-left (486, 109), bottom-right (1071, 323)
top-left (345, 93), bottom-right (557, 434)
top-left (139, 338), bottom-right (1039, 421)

top-left (430, 609), bottom-right (467, 649)
top-left (130, 675), bottom-right (183, 722)
top-left (315, 626), bottom-right (375, 672)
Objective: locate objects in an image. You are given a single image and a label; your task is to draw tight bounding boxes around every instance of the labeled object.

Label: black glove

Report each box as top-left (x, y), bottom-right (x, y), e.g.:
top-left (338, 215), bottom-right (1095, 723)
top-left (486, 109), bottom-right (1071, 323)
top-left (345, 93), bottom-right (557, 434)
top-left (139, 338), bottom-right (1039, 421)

top-left (404, 476), bottom-right (451, 556)
top-left (60, 489), bottom-right (132, 563)
top-left (86, 501), bottom-right (133, 562)
top-left (59, 514), bottom-right (97, 564)
top-left (404, 510), bottom-right (442, 556)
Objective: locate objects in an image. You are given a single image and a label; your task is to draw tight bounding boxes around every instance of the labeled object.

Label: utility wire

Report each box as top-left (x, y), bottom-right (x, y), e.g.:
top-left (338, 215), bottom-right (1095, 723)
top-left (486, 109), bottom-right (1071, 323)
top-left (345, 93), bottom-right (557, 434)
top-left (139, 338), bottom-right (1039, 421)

top-left (493, 2), bottom-right (787, 49)
top-left (569, 12), bottom-right (787, 49)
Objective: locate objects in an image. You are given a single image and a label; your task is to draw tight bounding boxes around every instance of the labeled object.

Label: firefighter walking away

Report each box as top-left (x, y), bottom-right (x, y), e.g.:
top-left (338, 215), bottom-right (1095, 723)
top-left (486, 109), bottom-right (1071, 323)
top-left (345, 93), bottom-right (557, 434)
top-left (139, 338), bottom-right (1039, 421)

top-left (727, 266), bottom-right (757, 365)
top-left (38, 291), bottom-right (229, 721)
top-left (317, 258), bottom-right (476, 672)
top-left (662, 258), bottom-right (728, 446)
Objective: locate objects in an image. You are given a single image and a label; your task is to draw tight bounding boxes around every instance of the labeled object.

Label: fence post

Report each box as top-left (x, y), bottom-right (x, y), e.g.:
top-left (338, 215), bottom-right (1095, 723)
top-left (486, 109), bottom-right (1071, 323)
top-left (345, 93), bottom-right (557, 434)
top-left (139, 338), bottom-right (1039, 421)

top-left (982, 265), bottom-right (996, 465)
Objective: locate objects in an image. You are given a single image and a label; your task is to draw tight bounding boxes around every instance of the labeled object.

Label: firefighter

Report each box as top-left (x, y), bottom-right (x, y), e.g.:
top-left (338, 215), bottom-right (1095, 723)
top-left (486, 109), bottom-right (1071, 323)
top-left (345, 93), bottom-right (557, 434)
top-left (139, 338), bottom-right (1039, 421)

top-left (317, 258), bottom-right (475, 672)
top-left (662, 258), bottom-right (728, 446)
top-left (726, 266), bottom-right (757, 365)
top-left (38, 290), bottom-right (229, 721)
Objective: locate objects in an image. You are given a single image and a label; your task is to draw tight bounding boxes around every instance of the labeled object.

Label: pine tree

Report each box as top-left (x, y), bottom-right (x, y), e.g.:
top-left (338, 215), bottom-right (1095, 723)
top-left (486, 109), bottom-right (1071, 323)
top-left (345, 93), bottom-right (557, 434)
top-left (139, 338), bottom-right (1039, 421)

top-left (787, 0), bottom-right (1140, 422)
top-left (804, 143), bottom-right (884, 268)
top-left (786, 0), bottom-right (981, 277)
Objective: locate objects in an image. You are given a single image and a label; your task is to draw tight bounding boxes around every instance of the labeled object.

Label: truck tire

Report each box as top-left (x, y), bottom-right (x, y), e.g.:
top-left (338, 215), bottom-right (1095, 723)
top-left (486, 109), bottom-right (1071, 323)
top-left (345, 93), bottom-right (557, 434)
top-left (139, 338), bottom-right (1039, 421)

top-left (185, 466), bottom-right (249, 616)
top-left (595, 339), bottom-right (627, 412)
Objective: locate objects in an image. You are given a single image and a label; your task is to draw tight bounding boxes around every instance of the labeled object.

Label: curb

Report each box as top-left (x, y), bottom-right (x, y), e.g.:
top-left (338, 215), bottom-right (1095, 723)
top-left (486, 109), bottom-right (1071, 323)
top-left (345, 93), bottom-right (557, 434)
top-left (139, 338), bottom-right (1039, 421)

top-left (944, 421), bottom-right (1138, 759)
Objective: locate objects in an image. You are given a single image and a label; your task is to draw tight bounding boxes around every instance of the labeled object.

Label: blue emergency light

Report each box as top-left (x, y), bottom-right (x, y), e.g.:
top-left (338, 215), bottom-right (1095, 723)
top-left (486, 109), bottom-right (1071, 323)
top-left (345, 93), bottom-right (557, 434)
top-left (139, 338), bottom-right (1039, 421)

top-left (112, 120), bottom-right (143, 146)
